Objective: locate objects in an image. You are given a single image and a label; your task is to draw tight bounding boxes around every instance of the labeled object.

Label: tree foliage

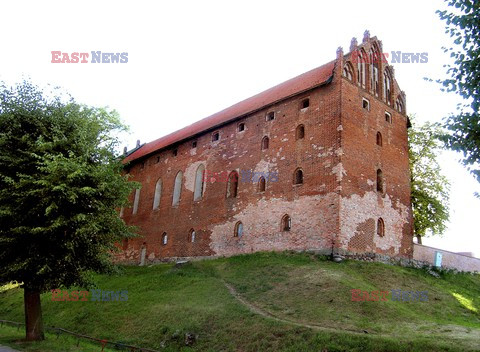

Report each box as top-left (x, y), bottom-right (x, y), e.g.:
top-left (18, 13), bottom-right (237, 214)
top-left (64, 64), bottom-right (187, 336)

top-left (409, 117), bottom-right (450, 243)
top-left (437, 0), bottom-right (480, 195)
top-left (0, 81), bottom-right (137, 340)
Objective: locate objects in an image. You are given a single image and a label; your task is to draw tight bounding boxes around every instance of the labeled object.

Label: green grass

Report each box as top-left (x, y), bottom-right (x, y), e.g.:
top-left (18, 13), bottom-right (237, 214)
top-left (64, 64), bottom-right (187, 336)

top-left (1, 251), bottom-right (480, 351)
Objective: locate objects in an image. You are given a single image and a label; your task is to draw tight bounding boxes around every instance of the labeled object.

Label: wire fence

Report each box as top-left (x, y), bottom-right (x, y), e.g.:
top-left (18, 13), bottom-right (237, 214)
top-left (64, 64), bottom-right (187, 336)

top-left (0, 319), bottom-right (160, 352)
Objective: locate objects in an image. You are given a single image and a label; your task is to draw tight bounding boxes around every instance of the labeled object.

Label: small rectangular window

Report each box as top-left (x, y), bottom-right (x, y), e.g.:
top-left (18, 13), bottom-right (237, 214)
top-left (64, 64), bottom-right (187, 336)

top-left (362, 98), bottom-right (370, 111)
top-left (192, 140), bottom-right (197, 148)
top-left (238, 123), bottom-right (245, 132)
top-left (301, 98), bottom-right (310, 109)
top-left (212, 132), bottom-right (220, 142)
top-left (266, 111), bottom-right (275, 121)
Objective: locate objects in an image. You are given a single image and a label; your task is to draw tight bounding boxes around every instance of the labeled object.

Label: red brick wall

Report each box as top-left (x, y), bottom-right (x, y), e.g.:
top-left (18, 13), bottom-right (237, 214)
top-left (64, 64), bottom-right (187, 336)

top-left (118, 37), bottom-right (413, 263)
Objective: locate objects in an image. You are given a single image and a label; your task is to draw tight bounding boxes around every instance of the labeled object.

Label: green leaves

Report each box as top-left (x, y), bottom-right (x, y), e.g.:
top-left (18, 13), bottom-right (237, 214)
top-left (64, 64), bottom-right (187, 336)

top-left (409, 117), bottom-right (450, 239)
top-left (0, 80), bottom-right (137, 292)
top-left (437, 0), bottom-right (480, 192)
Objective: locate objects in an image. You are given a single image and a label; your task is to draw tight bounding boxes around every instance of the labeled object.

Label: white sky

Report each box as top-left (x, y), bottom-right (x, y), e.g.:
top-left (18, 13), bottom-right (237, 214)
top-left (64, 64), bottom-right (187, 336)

top-left (1, 0), bottom-right (479, 257)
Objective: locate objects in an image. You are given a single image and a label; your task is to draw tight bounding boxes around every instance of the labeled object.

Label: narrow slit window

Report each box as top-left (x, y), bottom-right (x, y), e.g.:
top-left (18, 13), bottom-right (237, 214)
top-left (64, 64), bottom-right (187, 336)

top-left (281, 214), bottom-right (291, 231)
top-left (377, 218), bottom-right (385, 237)
top-left (385, 112), bottom-right (392, 124)
top-left (376, 132), bottom-right (382, 146)
top-left (294, 168), bottom-right (303, 185)
top-left (227, 171), bottom-right (239, 198)
top-left (261, 136), bottom-right (269, 150)
top-left (376, 169), bottom-right (384, 193)
top-left (296, 125), bottom-right (305, 140)
top-left (234, 221), bottom-right (243, 237)
top-left (189, 229), bottom-right (196, 243)
top-left (192, 140), bottom-right (197, 148)
top-left (212, 132), bottom-right (220, 142)
top-left (162, 232), bottom-right (168, 245)
top-left (258, 176), bottom-right (266, 192)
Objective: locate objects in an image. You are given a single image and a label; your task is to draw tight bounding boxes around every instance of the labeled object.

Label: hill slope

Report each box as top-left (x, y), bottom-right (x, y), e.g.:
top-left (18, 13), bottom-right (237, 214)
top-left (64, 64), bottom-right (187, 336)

top-left (1, 252), bottom-right (479, 352)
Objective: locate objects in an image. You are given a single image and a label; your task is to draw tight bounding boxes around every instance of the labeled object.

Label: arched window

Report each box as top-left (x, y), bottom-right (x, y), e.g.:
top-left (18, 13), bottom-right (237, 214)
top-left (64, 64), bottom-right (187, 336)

top-left (172, 171), bottom-right (183, 206)
top-left (281, 214), bottom-right (291, 231)
top-left (153, 178), bottom-right (162, 210)
top-left (377, 218), bottom-right (385, 237)
top-left (376, 132), bottom-right (382, 146)
top-left (261, 136), bottom-right (269, 150)
top-left (194, 164), bottom-right (205, 201)
top-left (234, 221), bottom-right (243, 237)
top-left (343, 62), bottom-right (354, 81)
top-left (376, 169), bottom-right (384, 193)
top-left (162, 232), bottom-right (168, 245)
top-left (189, 229), bottom-right (196, 243)
top-left (296, 125), bottom-right (305, 140)
top-left (258, 176), bottom-right (266, 192)
top-left (369, 47), bottom-right (380, 96)
top-left (357, 49), bottom-right (367, 88)
top-left (383, 68), bottom-right (392, 105)
top-left (227, 171), bottom-right (239, 198)
top-left (294, 168), bottom-right (303, 185)
top-left (395, 96), bottom-right (404, 113)
top-left (132, 188), bottom-right (141, 215)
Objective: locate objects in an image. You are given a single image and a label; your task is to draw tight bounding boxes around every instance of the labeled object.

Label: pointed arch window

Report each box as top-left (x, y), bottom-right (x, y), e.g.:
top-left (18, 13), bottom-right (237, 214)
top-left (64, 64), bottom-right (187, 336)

top-left (343, 62), bottom-right (354, 81)
top-left (369, 47), bottom-right (380, 96)
top-left (395, 96), bottom-right (404, 113)
top-left (172, 171), bottom-right (183, 206)
top-left (153, 178), bottom-right (162, 210)
top-left (227, 171), bottom-right (239, 198)
top-left (189, 229), bottom-right (196, 243)
top-left (194, 164), bottom-right (205, 201)
top-left (383, 68), bottom-right (392, 105)
top-left (357, 49), bottom-right (367, 88)
top-left (281, 214), bottom-right (291, 231)
top-left (162, 232), bottom-right (168, 245)
top-left (377, 218), bottom-right (385, 237)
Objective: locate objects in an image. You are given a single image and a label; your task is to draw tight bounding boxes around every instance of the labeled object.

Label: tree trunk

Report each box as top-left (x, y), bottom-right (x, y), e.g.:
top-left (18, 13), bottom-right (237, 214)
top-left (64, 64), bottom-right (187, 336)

top-left (24, 287), bottom-right (45, 341)
top-left (416, 234), bottom-right (422, 245)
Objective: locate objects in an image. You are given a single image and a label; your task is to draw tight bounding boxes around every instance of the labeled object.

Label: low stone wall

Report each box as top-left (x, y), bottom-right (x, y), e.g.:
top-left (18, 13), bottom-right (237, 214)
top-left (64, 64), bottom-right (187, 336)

top-left (413, 244), bottom-right (480, 273)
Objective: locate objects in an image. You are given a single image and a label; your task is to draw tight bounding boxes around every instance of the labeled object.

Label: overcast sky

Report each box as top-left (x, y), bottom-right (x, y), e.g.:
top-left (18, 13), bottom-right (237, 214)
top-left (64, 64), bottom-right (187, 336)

top-left (1, 0), bottom-right (479, 256)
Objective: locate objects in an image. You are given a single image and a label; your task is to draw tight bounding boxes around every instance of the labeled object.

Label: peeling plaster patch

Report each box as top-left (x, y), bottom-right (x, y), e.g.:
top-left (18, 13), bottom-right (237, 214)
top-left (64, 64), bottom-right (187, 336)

top-left (337, 125), bottom-right (343, 131)
top-left (335, 148), bottom-right (343, 156)
top-left (340, 192), bottom-right (410, 255)
top-left (189, 149), bottom-right (197, 156)
top-left (209, 193), bottom-right (338, 256)
top-left (184, 160), bottom-right (207, 192)
top-left (367, 179), bottom-right (374, 186)
top-left (148, 252), bottom-right (155, 260)
top-left (281, 138), bottom-right (289, 142)
top-left (331, 163), bottom-right (346, 182)
top-left (310, 137), bottom-right (314, 141)
top-left (254, 159), bottom-right (277, 174)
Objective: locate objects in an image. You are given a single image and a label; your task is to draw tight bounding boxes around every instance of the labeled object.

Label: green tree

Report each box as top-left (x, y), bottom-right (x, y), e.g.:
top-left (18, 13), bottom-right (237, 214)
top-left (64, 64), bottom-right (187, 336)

top-left (0, 81), bottom-right (137, 341)
top-left (409, 117), bottom-right (450, 244)
top-left (437, 0), bottom-right (480, 195)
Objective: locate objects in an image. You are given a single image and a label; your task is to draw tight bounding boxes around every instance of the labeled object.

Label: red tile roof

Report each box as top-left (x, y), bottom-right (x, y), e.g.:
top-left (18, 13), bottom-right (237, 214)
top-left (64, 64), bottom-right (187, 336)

top-left (123, 59), bottom-right (336, 163)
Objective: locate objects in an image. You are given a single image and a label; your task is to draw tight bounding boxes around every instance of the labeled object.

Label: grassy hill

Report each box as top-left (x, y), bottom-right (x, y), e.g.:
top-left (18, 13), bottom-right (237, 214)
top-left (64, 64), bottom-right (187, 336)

top-left (1, 251), bottom-right (479, 352)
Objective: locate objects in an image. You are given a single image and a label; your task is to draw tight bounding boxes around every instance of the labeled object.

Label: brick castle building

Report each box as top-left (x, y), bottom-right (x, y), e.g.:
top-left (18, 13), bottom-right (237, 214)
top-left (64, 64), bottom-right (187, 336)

top-left (119, 31), bottom-right (413, 264)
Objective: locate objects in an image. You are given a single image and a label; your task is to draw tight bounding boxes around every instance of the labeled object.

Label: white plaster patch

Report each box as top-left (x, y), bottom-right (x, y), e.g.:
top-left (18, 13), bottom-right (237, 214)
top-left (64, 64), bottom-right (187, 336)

top-left (337, 125), bottom-right (343, 131)
top-left (184, 160), bottom-right (207, 192)
top-left (340, 192), bottom-right (410, 255)
top-left (331, 163), bottom-right (346, 181)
